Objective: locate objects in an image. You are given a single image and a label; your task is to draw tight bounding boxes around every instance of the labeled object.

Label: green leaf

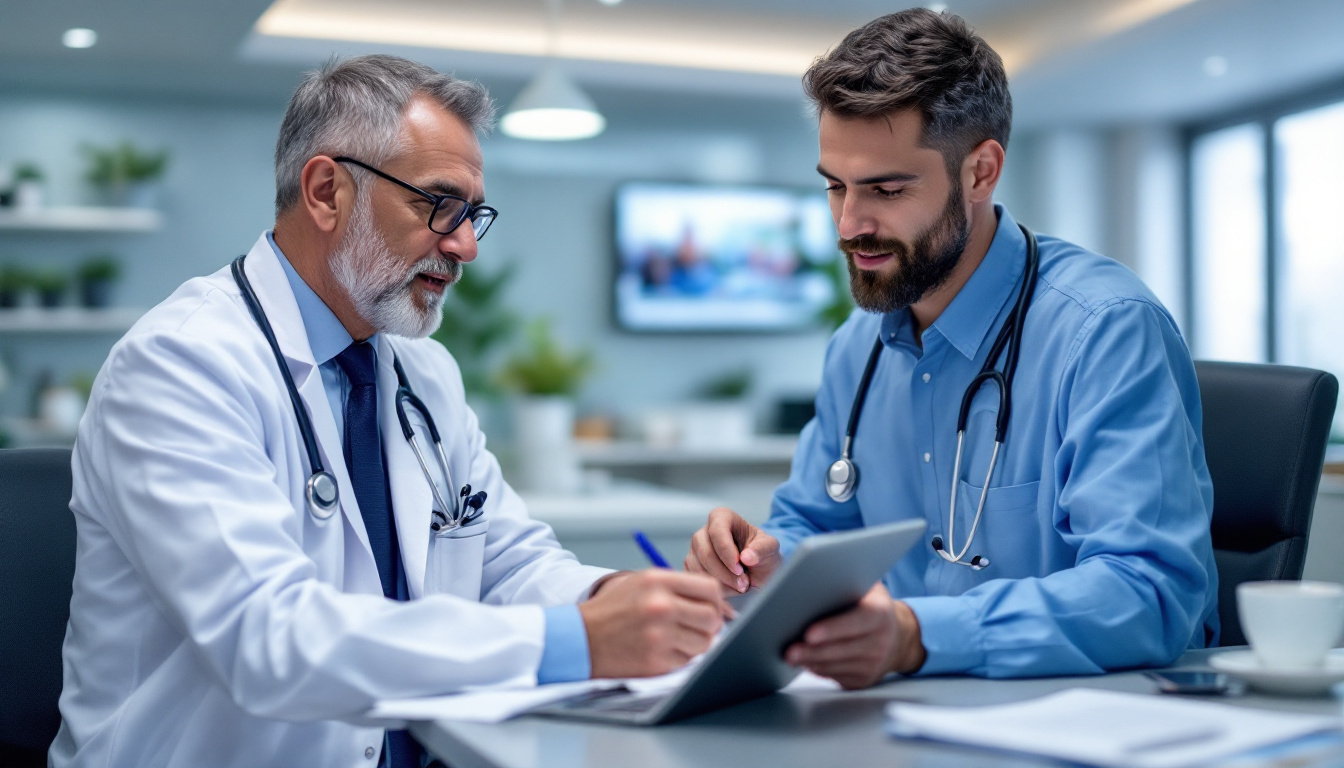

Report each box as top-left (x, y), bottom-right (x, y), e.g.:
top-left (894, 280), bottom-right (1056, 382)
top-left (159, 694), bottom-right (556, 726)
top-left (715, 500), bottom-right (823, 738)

top-left (496, 318), bottom-right (594, 397)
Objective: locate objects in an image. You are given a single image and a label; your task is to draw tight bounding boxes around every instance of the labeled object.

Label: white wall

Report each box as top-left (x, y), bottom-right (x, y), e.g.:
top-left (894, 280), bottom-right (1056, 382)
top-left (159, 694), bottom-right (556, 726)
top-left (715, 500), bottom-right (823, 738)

top-left (998, 124), bottom-right (1187, 330)
top-left (0, 94), bottom-right (279, 417)
top-left (481, 139), bottom-right (831, 427)
top-left (0, 91), bottom-right (832, 429)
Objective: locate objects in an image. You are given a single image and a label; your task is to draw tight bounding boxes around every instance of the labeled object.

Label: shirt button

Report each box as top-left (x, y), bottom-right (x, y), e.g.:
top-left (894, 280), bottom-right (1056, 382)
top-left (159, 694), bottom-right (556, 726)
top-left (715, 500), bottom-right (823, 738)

top-left (922, 373), bottom-right (931, 383)
top-left (365, 747), bottom-right (376, 760)
top-left (923, 452), bottom-right (931, 463)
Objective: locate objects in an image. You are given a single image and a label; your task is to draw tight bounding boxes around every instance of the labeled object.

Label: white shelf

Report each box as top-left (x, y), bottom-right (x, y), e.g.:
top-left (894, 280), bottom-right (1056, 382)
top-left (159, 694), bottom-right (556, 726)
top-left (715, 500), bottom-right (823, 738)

top-left (574, 436), bottom-right (799, 467)
top-left (0, 307), bottom-right (144, 333)
top-left (0, 206), bottom-right (162, 232)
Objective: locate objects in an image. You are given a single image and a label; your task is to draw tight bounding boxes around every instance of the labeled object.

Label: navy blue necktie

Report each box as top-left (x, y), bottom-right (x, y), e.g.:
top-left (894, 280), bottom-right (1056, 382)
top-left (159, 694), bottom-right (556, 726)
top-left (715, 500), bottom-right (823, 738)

top-left (334, 341), bottom-right (399, 598)
top-left (333, 341), bottom-right (420, 768)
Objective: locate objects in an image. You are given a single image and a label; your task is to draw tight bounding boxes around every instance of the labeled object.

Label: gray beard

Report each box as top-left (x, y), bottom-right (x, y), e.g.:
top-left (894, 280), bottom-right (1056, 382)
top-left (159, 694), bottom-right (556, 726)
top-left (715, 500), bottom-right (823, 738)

top-left (330, 192), bottom-right (460, 339)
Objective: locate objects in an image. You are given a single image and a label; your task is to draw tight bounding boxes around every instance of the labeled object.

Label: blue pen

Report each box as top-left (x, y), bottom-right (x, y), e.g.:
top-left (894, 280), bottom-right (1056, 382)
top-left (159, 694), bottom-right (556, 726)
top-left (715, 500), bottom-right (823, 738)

top-left (632, 531), bottom-right (671, 569)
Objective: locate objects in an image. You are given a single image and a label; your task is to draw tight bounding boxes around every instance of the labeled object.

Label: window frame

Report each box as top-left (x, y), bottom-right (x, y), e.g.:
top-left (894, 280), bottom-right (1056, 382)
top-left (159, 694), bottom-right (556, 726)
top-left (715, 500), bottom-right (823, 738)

top-left (1183, 78), bottom-right (1344, 362)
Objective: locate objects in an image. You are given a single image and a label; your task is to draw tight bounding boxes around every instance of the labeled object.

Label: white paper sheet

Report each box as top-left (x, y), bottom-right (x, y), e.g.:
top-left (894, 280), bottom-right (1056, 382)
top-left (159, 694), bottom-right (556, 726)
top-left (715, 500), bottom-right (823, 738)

top-left (885, 688), bottom-right (1341, 768)
top-left (369, 636), bottom-right (842, 726)
top-left (782, 671), bottom-right (843, 692)
top-left (368, 679), bottom-right (625, 724)
top-left (368, 663), bottom-right (698, 724)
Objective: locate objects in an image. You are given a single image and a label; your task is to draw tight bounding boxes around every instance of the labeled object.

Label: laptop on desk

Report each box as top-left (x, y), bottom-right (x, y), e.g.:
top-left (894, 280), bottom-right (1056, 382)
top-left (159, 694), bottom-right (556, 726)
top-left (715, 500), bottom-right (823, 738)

top-left (532, 519), bottom-right (927, 726)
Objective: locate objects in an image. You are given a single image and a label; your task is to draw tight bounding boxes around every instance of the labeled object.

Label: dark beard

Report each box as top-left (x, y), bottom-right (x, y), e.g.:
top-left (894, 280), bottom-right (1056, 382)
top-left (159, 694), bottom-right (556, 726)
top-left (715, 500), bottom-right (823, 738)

top-left (839, 180), bottom-right (970, 314)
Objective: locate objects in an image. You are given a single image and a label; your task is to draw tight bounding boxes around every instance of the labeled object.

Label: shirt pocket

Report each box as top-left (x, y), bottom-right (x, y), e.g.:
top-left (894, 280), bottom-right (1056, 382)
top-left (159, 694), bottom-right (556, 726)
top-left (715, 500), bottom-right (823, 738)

top-left (426, 517), bottom-right (490, 601)
top-left (946, 478), bottom-right (1043, 582)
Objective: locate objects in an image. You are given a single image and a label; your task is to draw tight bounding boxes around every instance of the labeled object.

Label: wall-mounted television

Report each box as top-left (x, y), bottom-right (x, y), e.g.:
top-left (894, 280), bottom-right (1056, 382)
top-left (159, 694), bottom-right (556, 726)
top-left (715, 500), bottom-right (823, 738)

top-left (614, 182), bottom-right (841, 332)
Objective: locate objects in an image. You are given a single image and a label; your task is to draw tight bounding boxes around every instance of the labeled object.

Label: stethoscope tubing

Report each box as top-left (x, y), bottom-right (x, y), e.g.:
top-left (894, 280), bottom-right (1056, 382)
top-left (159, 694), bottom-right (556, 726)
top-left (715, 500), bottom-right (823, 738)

top-left (232, 256), bottom-right (340, 519)
top-left (392, 357), bottom-right (475, 530)
top-left (231, 254), bottom-right (479, 530)
top-left (827, 224), bottom-right (1040, 570)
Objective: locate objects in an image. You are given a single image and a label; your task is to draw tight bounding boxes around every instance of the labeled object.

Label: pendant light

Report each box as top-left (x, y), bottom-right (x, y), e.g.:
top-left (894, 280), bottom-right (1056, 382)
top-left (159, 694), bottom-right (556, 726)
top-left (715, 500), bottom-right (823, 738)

top-left (500, 0), bottom-right (606, 141)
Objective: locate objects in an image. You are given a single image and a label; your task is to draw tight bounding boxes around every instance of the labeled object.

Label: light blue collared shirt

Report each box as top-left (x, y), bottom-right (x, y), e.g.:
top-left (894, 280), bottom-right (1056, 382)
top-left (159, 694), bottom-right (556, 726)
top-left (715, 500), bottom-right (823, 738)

top-left (764, 207), bottom-right (1219, 678)
top-left (267, 232), bottom-right (590, 683)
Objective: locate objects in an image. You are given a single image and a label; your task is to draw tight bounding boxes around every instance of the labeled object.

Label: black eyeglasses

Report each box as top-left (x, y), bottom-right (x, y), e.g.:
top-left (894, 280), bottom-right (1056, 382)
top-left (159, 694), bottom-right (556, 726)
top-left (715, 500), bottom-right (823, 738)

top-left (333, 156), bottom-right (498, 240)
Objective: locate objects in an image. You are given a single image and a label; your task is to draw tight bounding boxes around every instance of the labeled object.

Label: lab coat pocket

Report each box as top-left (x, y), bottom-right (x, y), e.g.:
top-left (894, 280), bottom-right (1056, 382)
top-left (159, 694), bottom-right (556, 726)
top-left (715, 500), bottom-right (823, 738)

top-left (427, 517), bottom-right (490, 601)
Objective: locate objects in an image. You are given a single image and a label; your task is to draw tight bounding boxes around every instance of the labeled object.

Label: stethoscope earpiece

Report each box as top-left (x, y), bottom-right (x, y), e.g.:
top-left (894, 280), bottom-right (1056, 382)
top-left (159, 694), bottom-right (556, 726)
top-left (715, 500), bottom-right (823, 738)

top-left (931, 536), bottom-right (990, 570)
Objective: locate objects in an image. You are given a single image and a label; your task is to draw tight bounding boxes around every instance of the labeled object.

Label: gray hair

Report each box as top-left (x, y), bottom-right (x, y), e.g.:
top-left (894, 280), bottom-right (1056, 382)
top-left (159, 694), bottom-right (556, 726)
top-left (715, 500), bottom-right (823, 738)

top-left (274, 54), bottom-right (495, 214)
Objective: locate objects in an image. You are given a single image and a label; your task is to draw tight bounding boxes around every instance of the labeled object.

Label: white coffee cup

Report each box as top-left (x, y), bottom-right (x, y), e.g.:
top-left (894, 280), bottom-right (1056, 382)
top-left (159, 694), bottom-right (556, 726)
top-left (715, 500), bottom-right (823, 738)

top-left (1237, 580), bottom-right (1344, 670)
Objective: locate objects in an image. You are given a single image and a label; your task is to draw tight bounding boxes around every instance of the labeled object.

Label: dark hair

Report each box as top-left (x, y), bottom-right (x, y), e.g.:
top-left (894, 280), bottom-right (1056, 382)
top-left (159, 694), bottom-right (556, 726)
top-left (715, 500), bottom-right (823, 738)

top-left (803, 9), bottom-right (1011, 173)
top-left (274, 55), bottom-right (495, 215)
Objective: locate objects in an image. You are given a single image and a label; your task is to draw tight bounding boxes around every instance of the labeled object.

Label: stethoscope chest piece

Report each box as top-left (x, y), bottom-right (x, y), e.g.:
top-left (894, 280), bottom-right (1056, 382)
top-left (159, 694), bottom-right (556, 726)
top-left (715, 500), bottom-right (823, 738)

top-left (306, 471), bottom-right (339, 519)
top-left (825, 458), bottom-right (858, 502)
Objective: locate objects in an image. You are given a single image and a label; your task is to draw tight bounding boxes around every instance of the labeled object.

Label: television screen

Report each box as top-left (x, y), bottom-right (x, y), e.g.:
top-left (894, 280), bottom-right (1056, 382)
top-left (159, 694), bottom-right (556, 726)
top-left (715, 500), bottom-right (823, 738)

top-left (614, 182), bottom-right (842, 332)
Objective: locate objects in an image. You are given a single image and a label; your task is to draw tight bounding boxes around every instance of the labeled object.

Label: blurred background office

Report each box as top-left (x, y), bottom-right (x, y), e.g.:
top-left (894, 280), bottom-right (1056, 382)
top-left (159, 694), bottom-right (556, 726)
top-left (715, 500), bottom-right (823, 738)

top-left (0, 0), bottom-right (1341, 571)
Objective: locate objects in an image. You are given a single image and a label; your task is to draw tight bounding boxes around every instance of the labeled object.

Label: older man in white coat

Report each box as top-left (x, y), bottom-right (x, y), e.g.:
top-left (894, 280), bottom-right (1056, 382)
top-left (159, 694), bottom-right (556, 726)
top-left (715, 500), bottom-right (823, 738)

top-left (51, 56), bottom-right (726, 768)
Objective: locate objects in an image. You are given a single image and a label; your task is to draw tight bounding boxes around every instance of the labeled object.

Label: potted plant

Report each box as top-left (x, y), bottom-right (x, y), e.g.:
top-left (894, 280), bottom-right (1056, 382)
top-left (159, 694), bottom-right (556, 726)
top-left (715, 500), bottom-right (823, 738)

top-left (681, 368), bottom-right (755, 448)
top-left (13, 163), bottom-right (44, 211)
top-left (83, 141), bottom-right (170, 208)
top-left (0, 265), bottom-right (30, 308)
top-left (78, 255), bottom-right (122, 308)
top-left (31, 270), bottom-right (68, 308)
top-left (498, 317), bottom-right (594, 398)
top-left (498, 318), bottom-right (594, 493)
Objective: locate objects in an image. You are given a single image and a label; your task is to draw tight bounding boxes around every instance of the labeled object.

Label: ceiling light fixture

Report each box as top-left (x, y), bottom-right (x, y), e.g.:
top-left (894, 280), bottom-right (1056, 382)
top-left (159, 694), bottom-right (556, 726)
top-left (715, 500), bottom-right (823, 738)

top-left (501, 0), bottom-right (606, 141)
top-left (927, 3), bottom-right (950, 13)
top-left (1203, 55), bottom-right (1228, 77)
top-left (501, 68), bottom-right (606, 140)
top-left (597, 0), bottom-right (623, 5)
top-left (62, 28), bottom-right (97, 49)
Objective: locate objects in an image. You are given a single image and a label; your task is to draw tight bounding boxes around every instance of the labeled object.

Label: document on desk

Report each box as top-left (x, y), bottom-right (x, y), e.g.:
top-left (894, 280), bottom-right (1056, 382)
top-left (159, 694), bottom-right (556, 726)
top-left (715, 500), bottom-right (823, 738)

top-left (885, 688), bottom-right (1341, 768)
top-left (368, 666), bottom-right (696, 724)
top-left (369, 665), bottom-right (839, 724)
top-left (369, 680), bottom-right (625, 724)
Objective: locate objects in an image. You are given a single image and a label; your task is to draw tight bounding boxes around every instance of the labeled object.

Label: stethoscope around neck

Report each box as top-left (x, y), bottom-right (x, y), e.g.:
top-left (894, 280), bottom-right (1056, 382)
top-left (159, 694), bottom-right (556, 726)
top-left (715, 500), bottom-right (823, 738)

top-left (824, 223), bottom-right (1040, 571)
top-left (229, 255), bottom-right (485, 530)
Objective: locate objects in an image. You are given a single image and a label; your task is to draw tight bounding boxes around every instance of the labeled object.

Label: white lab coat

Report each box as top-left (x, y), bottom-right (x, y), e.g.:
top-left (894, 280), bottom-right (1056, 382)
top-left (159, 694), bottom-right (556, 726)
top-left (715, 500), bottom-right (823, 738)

top-left (50, 234), bottom-right (610, 768)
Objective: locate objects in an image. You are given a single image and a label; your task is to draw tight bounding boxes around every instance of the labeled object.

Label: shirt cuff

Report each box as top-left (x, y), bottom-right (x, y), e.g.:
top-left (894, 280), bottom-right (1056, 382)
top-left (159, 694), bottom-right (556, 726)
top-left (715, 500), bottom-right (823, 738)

top-left (903, 596), bottom-right (986, 676)
top-left (538, 605), bottom-right (591, 684)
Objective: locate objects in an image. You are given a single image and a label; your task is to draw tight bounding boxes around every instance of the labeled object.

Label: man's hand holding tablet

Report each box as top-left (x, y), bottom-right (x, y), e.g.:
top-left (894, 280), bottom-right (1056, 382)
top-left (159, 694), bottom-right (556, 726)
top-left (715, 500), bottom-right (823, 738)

top-left (686, 508), bottom-right (927, 688)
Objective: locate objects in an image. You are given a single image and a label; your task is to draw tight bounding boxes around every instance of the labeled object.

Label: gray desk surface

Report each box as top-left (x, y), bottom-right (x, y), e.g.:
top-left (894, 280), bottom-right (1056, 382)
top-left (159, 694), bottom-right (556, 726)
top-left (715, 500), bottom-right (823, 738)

top-left (410, 649), bottom-right (1344, 768)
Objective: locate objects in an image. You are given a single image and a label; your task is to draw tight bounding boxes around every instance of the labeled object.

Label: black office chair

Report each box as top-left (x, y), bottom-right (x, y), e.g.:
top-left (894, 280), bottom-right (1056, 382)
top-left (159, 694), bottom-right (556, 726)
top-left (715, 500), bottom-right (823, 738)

top-left (0, 447), bottom-right (76, 767)
top-left (1196, 361), bottom-right (1339, 646)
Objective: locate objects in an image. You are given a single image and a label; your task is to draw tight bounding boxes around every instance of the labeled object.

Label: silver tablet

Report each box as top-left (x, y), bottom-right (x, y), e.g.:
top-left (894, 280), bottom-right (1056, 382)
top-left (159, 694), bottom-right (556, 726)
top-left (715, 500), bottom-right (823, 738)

top-left (534, 518), bottom-right (927, 725)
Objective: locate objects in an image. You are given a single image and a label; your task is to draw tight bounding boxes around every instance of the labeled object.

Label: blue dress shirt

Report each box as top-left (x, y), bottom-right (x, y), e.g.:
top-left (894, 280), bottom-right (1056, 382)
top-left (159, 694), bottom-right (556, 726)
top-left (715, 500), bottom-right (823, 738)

top-left (764, 207), bottom-right (1219, 678)
top-left (267, 232), bottom-right (590, 683)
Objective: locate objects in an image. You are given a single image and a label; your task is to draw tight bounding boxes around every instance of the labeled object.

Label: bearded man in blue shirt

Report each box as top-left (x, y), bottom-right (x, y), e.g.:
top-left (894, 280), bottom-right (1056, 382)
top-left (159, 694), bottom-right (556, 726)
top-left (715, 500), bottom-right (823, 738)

top-left (686, 8), bottom-right (1218, 687)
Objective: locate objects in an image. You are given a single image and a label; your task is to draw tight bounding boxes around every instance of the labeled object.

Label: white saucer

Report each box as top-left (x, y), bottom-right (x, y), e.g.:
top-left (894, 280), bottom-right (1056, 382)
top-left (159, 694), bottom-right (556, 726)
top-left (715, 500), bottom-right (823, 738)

top-left (1209, 649), bottom-right (1344, 695)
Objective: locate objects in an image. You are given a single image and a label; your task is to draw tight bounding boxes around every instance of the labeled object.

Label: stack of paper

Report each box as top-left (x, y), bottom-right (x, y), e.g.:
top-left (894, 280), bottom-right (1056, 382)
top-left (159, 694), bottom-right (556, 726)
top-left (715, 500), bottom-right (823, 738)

top-left (369, 664), bottom-right (699, 725)
top-left (369, 665), bottom-right (839, 725)
top-left (369, 679), bottom-right (628, 724)
top-left (885, 688), bottom-right (1340, 768)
